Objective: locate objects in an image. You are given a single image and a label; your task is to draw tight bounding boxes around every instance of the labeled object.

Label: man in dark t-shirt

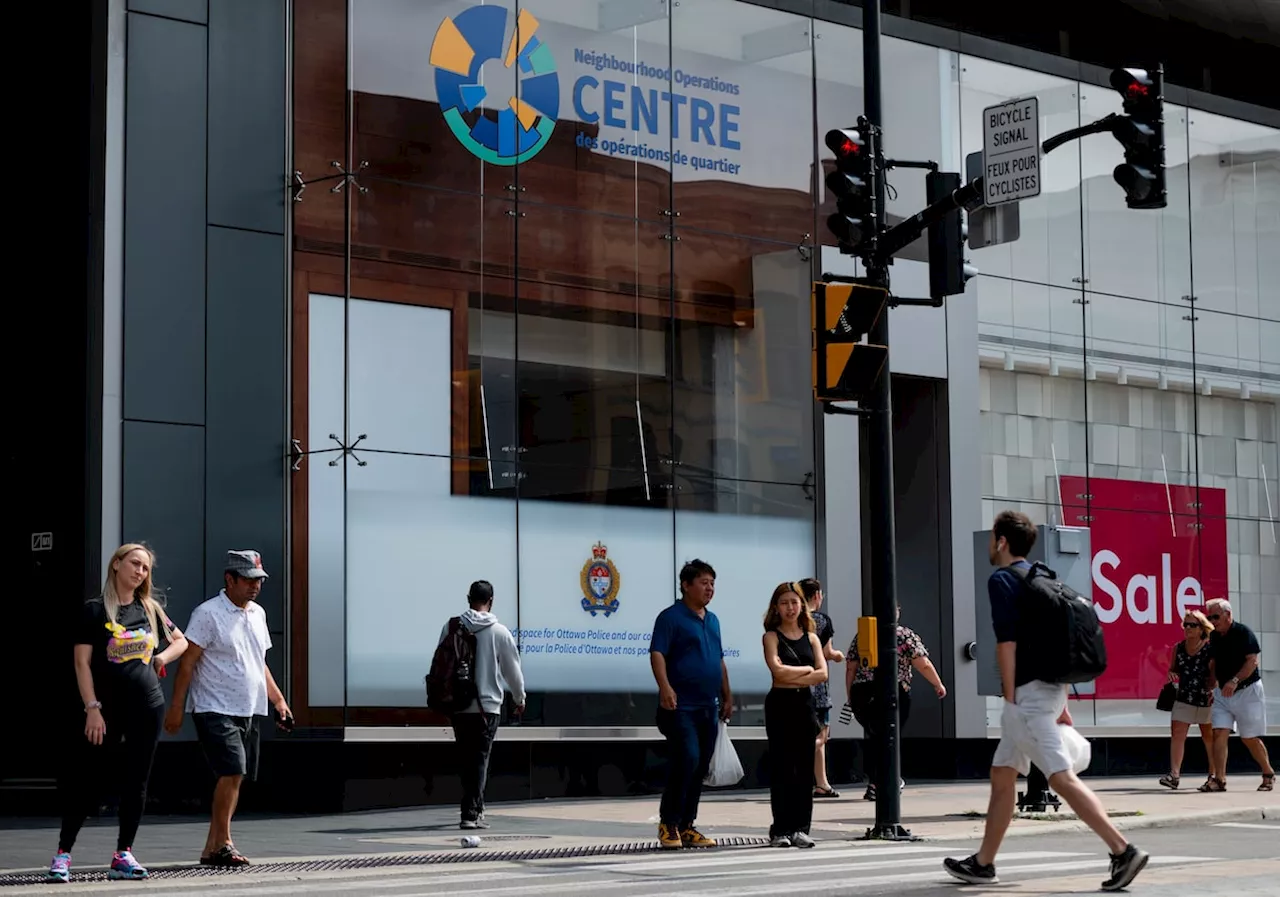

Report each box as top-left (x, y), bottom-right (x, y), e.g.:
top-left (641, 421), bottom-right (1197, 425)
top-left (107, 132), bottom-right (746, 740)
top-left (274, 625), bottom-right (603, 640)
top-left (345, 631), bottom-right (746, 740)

top-left (649, 559), bottom-right (732, 850)
top-left (1205, 598), bottom-right (1273, 792)
top-left (946, 511), bottom-right (1148, 891)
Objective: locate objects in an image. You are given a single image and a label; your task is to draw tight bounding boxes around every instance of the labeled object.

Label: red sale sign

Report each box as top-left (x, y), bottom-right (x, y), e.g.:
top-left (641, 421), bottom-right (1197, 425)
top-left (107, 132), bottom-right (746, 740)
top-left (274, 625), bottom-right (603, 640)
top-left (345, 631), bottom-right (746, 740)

top-left (1059, 476), bottom-right (1228, 699)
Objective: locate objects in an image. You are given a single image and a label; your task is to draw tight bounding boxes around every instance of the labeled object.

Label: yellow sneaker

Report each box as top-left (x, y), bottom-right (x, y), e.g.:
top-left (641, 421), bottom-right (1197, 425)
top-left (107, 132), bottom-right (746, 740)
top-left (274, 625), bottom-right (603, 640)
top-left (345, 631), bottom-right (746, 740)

top-left (681, 827), bottom-right (717, 848)
top-left (658, 823), bottom-right (682, 849)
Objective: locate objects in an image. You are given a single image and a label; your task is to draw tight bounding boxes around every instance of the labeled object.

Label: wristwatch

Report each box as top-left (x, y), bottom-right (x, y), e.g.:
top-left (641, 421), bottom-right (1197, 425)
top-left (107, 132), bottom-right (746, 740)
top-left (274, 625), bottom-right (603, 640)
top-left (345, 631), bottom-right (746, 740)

top-left (1229, 677), bottom-right (1240, 687)
top-left (84, 701), bottom-right (102, 712)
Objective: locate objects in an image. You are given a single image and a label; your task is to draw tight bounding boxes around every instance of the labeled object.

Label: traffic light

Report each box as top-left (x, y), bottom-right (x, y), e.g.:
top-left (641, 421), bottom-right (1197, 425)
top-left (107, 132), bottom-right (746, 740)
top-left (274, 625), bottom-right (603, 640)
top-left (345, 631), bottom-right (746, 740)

top-left (926, 171), bottom-right (978, 297)
top-left (1109, 67), bottom-right (1166, 210)
top-left (811, 281), bottom-right (888, 402)
top-left (824, 124), bottom-right (876, 254)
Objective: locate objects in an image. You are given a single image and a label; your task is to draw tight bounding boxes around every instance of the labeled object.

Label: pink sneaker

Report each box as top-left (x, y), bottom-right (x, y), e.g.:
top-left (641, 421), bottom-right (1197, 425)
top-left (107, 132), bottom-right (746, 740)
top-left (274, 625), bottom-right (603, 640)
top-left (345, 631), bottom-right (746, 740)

top-left (108, 849), bottom-right (148, 880)
top-left (46, 852), bottom-right (71, 883)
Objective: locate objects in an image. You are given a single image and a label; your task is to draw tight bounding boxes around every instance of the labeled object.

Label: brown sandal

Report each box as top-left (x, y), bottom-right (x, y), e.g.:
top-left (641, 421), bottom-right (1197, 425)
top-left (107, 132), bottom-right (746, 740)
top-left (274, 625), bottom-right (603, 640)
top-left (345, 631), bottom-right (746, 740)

top-left (200, 844), bottom-right (250, 867)
top-left (1198, 776), bottom-right (1226, 792)
top-left (1260, 773), bottom-right (1275, 792)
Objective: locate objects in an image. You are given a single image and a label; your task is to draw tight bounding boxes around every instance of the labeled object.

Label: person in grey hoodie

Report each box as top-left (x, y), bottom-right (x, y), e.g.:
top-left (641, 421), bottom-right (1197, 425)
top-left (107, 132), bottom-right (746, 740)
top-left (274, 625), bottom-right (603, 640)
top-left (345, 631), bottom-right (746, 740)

top-left (439, 581), bottom-right (525, 829)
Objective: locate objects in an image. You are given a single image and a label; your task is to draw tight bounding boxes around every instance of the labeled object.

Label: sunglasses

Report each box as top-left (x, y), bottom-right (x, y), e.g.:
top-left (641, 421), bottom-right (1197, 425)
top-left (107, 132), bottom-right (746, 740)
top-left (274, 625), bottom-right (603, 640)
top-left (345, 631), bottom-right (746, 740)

top-left (1207, 614), bottom-right (1221, 621)
top-left (1182, 622), bottom-right (1200, 629)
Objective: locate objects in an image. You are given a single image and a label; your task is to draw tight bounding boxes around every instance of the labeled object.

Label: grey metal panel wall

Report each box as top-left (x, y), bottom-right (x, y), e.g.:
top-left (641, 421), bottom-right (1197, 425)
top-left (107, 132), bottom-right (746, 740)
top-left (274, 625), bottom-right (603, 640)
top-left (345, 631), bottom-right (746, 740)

top-left (128, 0), bottom-right (207, 24)
top-left (123, 13), bottom-right (207, 424)
top-left (205, 226), bottom-right (286, 630)
top-left (120, 1), bottom-right (289, 711)
top-left (122, 421), bottom-right (206, 622)
top-left (208, 0), bottom-right (286, 234)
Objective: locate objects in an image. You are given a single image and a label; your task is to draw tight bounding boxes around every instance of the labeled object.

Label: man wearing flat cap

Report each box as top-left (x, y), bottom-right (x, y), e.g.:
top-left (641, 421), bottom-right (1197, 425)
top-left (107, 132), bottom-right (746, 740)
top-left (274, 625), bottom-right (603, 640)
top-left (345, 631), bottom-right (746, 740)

top-left (165, 550), bottom-right (290, 867)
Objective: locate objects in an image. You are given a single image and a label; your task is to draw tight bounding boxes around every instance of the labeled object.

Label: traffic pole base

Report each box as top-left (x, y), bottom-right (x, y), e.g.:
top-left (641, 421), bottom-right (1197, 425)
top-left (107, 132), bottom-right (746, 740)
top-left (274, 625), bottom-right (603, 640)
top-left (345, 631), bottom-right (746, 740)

top-left (859, 823), bottom-right (920, 841)
top-left (1017, 789), bottom-right (1062, 814)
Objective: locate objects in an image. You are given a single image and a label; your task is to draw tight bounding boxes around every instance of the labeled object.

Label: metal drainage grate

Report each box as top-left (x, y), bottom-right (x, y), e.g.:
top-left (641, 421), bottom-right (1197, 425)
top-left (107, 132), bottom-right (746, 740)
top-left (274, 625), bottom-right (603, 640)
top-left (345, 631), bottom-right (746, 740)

top-left (0, 837), bottom-right (771, 886)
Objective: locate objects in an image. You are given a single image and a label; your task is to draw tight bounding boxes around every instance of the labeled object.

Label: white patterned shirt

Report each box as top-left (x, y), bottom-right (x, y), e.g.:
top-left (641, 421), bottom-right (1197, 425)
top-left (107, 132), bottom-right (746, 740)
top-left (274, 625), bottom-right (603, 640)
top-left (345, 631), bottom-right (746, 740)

top-left (183, 591), bottom-right (272, 717)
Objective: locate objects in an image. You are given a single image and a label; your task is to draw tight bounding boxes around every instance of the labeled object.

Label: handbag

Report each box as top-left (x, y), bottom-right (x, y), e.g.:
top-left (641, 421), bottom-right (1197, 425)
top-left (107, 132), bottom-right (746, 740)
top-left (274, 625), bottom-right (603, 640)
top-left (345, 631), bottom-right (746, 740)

top-left (1156, 682), bottom-right (1176, 712)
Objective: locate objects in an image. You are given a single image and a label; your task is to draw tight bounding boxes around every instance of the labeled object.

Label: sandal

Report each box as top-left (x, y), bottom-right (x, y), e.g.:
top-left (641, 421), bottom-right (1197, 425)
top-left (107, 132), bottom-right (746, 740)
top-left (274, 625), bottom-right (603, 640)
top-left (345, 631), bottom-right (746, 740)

top-left (814, 786), bottom-right (841, 799)
top-left (200, 844), bottom-right (250, 867)
top-left (1198, 776), bottom-right (1226, 792)
top-left (1158, 773), bottom-right (1179, 790)
top-left (1260, 773), bottom-right (1275, 792)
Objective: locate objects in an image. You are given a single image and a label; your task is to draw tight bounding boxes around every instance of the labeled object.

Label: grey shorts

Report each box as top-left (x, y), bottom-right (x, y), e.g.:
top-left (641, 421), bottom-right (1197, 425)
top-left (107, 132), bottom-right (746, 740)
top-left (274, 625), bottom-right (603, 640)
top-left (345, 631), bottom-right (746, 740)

top-left (194, 712), bottom-right (260, 780)
top-left (1171, 701), bottom-right (1212, 725)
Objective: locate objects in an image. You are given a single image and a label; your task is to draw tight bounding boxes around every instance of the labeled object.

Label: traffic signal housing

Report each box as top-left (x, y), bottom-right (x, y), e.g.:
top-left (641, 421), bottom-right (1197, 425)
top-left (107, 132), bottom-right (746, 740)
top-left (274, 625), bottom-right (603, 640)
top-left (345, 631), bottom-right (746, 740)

top-left (1109, 67), bottom-right (1166, 210)
top-left (927, 171), bottom-right (978, 298)
top-left (824, 125), bottom-right (876, 254)
top-left (811, 281), bottom-right (888, 402)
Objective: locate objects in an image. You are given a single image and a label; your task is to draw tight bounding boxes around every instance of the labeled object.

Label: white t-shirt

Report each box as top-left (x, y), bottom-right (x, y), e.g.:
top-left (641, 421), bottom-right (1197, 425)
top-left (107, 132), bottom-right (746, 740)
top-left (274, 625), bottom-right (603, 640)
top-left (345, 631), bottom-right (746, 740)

top-left (183, 591), bottom-right (272, 717)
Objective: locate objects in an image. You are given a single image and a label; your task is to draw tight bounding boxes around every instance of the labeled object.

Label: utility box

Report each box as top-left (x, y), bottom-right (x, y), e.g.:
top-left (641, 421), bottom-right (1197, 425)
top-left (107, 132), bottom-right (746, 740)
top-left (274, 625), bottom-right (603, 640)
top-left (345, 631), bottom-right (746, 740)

top-left (971, 525), bottom-right (1093, 697)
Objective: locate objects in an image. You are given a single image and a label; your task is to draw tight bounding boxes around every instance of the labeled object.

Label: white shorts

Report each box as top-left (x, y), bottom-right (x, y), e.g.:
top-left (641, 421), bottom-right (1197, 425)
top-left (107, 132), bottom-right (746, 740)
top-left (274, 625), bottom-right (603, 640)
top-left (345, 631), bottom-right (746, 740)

top-left (1211, 681), bottom-right (1268, 739)
top-left (992, 680), bottom-right (1073, 777)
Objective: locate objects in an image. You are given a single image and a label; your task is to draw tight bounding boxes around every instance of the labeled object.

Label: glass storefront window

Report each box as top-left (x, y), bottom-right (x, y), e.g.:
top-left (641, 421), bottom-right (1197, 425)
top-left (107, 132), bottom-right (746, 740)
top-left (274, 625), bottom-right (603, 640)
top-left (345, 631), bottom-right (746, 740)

top-left (292, 0), bottom-right (1277, 735)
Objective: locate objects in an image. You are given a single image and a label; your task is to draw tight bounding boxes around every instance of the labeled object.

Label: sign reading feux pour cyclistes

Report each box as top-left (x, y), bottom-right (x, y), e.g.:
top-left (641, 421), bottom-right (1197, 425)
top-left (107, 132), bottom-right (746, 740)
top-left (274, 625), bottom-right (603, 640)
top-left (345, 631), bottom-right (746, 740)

top-left (982, 96), bottom-right (1040, 206)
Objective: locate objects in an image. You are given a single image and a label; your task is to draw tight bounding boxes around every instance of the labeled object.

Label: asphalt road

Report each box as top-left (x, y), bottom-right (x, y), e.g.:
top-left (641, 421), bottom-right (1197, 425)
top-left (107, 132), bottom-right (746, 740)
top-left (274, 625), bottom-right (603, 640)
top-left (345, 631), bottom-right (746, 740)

top-left (8, 820), bottom-right (1277, 896)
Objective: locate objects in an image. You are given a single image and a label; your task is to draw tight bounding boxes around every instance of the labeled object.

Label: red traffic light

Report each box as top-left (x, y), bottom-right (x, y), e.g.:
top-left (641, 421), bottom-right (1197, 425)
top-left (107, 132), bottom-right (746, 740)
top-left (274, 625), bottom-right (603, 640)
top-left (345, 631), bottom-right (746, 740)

top-left (1110, 68), bottom-right (1154, 101)
top-left (825, 128), bottom-right (864, 159)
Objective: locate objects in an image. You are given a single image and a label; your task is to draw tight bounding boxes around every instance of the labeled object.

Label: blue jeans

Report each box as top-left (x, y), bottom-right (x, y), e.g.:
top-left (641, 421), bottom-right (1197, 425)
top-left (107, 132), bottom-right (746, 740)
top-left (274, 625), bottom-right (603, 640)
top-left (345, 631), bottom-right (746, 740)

top-left (656, 705), bottom-right (719, 828)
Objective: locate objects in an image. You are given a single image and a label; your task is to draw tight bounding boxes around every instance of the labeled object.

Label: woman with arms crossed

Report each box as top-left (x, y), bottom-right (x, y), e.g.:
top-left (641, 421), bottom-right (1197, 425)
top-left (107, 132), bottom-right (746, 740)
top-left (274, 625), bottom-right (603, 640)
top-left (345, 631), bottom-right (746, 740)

top-left (762, 582), bottom-right (828, 848)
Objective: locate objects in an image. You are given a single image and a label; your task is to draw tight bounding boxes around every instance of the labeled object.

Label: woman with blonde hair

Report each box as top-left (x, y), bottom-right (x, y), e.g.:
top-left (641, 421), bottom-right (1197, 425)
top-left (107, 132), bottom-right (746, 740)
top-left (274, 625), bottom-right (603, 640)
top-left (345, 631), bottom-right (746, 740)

top-left (1159, 608), bottom-right (1217, 791)
top-left (47, 544), bottom-right (188, 883)
top-left (762, 582), bottom-right (828, 848)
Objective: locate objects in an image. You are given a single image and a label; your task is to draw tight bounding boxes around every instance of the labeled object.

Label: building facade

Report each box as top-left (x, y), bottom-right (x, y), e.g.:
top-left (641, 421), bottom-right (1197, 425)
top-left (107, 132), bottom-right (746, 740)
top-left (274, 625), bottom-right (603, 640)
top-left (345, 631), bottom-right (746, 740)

top-left (9, 0), bottom-right (1277, 813)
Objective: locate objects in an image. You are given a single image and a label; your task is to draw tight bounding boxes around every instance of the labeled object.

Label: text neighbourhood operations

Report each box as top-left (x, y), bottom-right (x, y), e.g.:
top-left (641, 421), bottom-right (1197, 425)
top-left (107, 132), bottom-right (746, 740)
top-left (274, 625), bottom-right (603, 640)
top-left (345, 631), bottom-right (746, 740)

top-left (985, 98), bottom-right (1039, 202)
top-left (570, 48), bottom-right (745, 176)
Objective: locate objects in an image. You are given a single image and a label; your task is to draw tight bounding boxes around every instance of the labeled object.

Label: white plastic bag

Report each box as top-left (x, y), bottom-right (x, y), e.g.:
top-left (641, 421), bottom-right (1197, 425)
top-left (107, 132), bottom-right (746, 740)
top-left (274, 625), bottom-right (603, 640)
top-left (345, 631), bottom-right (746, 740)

top-left (1058, 723), bottom-right (1092, 774)
top-left (704, 721), bottom-right (745, 787)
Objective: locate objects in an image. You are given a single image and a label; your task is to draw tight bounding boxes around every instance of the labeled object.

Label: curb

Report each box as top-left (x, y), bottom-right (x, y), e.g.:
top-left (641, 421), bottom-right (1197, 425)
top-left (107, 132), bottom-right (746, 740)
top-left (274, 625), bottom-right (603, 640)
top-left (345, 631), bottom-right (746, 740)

top-left (922, 805), bottom-right (1272, 842)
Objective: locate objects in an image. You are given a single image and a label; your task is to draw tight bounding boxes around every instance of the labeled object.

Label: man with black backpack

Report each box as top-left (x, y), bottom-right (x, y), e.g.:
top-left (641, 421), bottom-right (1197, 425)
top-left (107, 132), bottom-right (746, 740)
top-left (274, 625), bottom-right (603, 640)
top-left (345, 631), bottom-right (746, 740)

top-left (945, 511), bottom-right (1149, 892)
top-left (429, 581), bottom-right (525, 830)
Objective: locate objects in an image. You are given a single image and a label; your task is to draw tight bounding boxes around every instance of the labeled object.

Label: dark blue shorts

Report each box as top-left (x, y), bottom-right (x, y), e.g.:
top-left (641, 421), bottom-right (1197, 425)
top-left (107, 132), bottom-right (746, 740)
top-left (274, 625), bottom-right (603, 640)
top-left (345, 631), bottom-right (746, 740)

top-left (194, 712), bottom-right (260, 781)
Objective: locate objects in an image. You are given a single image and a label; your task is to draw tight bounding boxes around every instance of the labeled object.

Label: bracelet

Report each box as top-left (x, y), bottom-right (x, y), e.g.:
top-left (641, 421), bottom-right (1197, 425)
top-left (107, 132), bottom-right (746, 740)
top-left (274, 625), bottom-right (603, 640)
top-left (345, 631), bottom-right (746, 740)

top-left (84, 701), bottom-right (102, 712)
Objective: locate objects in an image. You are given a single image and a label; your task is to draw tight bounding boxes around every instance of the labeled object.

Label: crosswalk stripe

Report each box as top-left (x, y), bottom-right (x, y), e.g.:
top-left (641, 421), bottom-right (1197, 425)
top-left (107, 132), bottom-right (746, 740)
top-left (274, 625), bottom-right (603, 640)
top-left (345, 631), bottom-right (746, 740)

top-left (388, 854), bottom-right (1211, 897)
top-left (581, 855), bottom-right (1213, 897)
top-left (586, 849), bottom-right (1087, 879)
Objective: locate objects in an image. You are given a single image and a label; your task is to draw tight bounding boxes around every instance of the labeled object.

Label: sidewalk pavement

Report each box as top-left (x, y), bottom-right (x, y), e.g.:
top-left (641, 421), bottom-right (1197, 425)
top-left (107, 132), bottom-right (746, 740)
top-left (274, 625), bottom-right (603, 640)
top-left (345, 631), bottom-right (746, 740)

top-left (1, 776), bottom-right (1271, 873)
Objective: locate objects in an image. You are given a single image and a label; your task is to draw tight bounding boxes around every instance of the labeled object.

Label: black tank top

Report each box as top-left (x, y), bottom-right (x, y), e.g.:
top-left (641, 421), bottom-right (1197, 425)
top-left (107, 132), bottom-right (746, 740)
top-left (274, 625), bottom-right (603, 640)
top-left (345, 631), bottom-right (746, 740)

top-left (775, 630), bottom-right (815, 667)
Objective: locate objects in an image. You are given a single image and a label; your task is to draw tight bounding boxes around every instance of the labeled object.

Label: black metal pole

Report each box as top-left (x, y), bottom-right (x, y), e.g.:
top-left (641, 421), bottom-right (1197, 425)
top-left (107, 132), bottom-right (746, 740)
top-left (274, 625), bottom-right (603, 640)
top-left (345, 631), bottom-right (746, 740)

top-left (860, 0), bottom-right (909, 841)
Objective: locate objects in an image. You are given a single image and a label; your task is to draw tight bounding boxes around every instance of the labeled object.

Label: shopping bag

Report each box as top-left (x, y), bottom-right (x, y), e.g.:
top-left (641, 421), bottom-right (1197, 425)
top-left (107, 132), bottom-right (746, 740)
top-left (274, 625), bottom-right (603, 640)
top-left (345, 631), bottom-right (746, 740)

top-left (1058, 723), bottom-right (1092, 775)
top-left (1155, 682), bottom-right (1176, 712)
top-left (704, 721), bottom-right (745, 787)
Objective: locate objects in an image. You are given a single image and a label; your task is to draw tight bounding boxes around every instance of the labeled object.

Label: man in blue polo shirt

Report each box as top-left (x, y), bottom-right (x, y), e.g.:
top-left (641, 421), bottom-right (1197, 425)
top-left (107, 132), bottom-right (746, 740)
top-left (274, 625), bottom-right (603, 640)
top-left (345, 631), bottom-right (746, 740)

top-left (650, 559), bottom-right (733, 850)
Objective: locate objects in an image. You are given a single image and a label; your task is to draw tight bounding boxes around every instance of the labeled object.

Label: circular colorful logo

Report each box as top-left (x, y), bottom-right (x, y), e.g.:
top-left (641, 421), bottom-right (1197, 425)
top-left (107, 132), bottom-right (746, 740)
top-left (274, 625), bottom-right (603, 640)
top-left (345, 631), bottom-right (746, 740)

top-left (430, 6), bottom-right (560, 166)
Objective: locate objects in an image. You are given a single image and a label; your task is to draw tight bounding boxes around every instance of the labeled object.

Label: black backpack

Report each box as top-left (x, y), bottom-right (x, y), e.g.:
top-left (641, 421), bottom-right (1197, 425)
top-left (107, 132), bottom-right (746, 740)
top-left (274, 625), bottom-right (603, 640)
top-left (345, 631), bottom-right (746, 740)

top-left (425, 617), bottom-right (478, 715)
top-left (1006, 562), bottom-right (1108, 684)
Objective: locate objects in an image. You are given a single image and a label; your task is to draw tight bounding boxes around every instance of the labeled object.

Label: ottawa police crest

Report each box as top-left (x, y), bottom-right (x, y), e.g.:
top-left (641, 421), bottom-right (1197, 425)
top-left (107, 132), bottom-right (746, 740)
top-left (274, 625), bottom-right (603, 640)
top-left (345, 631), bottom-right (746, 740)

top-left (580, 542), bottom-right (621, 617)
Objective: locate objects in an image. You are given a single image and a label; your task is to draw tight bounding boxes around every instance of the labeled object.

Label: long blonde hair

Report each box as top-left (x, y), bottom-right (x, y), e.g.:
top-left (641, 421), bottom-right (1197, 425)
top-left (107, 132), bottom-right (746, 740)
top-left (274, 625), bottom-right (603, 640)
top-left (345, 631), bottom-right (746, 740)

top-left (102, 543), bottom-right (167, 642)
